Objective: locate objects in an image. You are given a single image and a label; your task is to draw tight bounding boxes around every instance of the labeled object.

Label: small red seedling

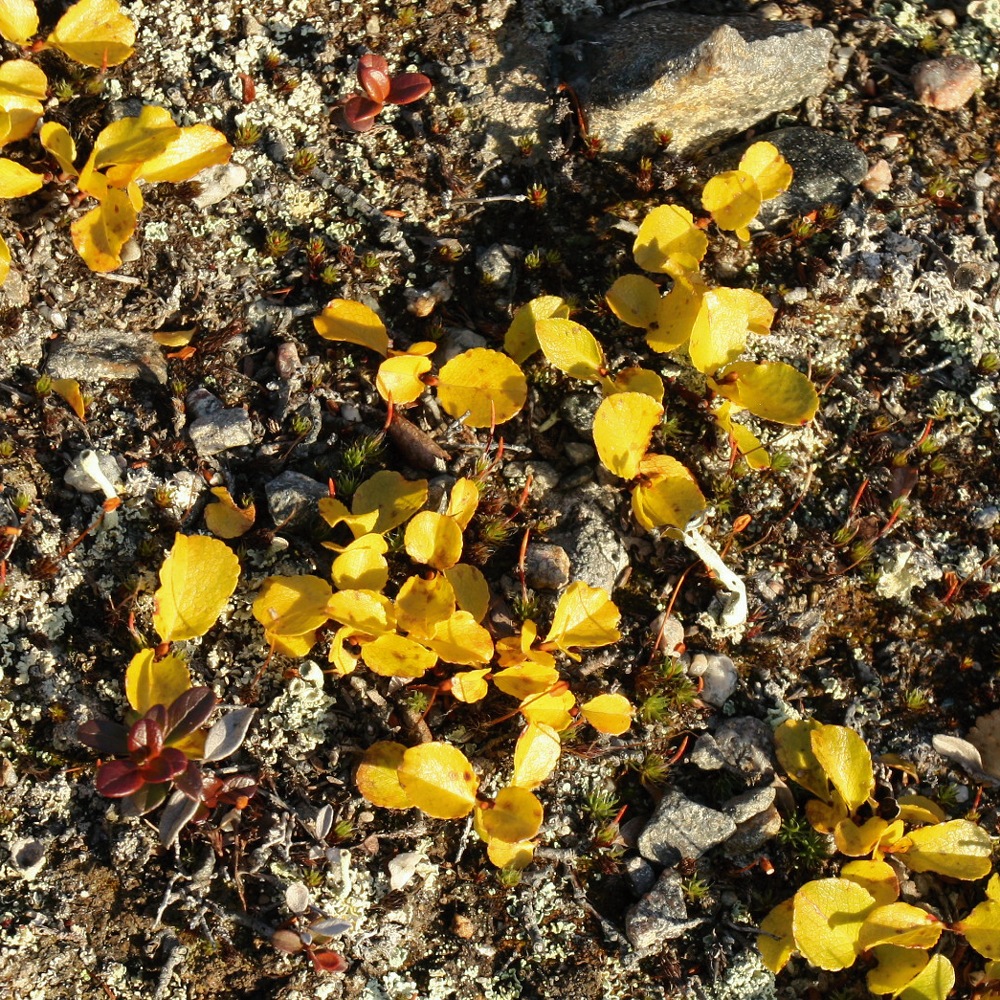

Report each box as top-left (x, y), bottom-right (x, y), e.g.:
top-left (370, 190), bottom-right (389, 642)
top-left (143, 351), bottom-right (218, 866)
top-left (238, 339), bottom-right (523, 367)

top-left (338, 53), bottom-right (431, 133)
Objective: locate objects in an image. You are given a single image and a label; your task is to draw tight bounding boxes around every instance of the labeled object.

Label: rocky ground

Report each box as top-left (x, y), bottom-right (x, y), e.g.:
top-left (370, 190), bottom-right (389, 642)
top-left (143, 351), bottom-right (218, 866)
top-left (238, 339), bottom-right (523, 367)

top-left (1, 0), bottom-right (999, 998)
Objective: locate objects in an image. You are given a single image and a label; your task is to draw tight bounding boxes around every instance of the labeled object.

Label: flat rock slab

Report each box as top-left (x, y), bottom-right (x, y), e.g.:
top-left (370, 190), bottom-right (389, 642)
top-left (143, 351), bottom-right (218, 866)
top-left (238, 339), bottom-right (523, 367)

top-left (188, 409), bottom-right (255, 457)
top-left (637, 789), bottom-right (736, 867)
top-left (564, 12), bottom-right (834, 155)
top-left (46, 328), bottom-right (167, 385)
top-left (626, 870), bottom-right (704, 949)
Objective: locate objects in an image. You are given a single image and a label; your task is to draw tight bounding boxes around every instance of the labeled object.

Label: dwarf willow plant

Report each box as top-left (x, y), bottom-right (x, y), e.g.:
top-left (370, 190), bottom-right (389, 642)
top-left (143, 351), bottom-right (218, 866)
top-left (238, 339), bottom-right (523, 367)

top-left (760, 720), bottom-right (999, 1000)
top-left (0, 0), bottom-right (231, 280)
top-left (253, 471), bottom-right (634, 869)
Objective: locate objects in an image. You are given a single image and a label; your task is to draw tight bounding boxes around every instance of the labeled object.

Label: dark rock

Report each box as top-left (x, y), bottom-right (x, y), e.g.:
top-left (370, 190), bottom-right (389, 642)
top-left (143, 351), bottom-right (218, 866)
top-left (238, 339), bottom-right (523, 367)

top-left (624, 855), bottom-right (657, 898)
top-left (523, 543), bottom-right (571, 591)
top-left (46, 328), bottom-right (168, 385)
top-left (625, 871), bottom-right (704, 949)
top-left (564, 12), bottom-right (834, 155)
top-left (265, 471), bottom-right (329, 528)
top-left (712, 716), bottom-right (777, 785)
top-left (637, 789), bottom-right (736, 867)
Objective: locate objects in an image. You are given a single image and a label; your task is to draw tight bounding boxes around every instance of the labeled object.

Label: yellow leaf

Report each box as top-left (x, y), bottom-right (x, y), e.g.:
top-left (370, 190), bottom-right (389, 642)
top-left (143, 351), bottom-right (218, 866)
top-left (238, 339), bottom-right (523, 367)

top-left (702, 169), bottom-right (761, 236)
top-left (714, 401), bottom-right (770, 470)
top-left (394, 574), bottom-right (456, 638)
top-left (204, 486), bottom-right (255, 539)
top-left (0, 156), bottom-right (43, 198)
top-left (512, 722), bottom-right (561, 789)
top-left (153, 534), bottom-right (240, 643)
top-left (253, 574), bottom-right (332, 636)
top-left (45, 0), bottom-right (135, 66)
top-left (689, 287), bottom-right (775, 376)
top-left (792, 878), bottom-right (875, 971)
top-left (895, 794), bottom-right (946, 827)
top-left (606, 274), bottom-right (661, 329)
top-left (580, 693), bottom-right (633, 736)
top-left (0, 96), bottom-right (42, 147)
top-left (136, 124), bottom-right (231, 183)
top-left (504, 295), bottom-right (569, 363)
top-left (450, 668), bottom-right (490, 703)
top-left (840, 859), bottom-right (900, 907)
top-left (362, 632), bottom-right (437, 678)
top-left (328, 625), bottom-right (364, 675)
top-left (40, 121), bottom-right (78, 177)
top-left (397, 742), bottom-right (479, 820)
top-left (480, 786), bottom-right (543, 843)
top-left (897, 954), bottom-right (954, 1000)
top-left (91, 106), bottom-right (178, 170)
top-left (325, 589), bottom-right (396, 635)
top-left (0, 232), bottom-right (9, 285)
top-left (867, 945), bottom-right (930, 996)
top-left (487, 839), bottom-right (535, 870)
top-left (331, 534), bottom-right (389, 591)
top-left (592, 392), bottom-right (663, 481)
top-left (444, 564), bottom-right (490, 622)
top-left (631, 455), bottom-right (706, 531)
top-left (806, 793), bottom-right (850, 835)
top-left (0, 59), bottom-right (46, 101)
top-left (376, 353), bottom-right (431, 404)
top-left (495, 620), bottom-right (557, 669)
top-left (605, 367), bottom-right (664, 404)
top-left (712, 361), bottom-right (819, 425)
top-left (445, 478), bottom-right (480, 530)
top-left (351, 470), bottom-right (428, 534)
top-left (811, 723), bottom-right (874, 813)
top-left (633, 203), bottom-right (707, 275)
top-left (424, 611), bottom-right (494, 665)
top-left (267, 629), bottom-right (317, 658)
top-left (436, 348), bottom-right (527, 427)
top-left (891, 819), bottom-right (993, 880)
top-left (0, 0), bottom-right (38, 43)
top-left (775, 718), bottom-right (830, 801)
top-left (956, 892), bottom-right (1000, 959)
top-left (545, 581), bottom-right (621, 657)
top-left (355, 740), bottom-right (411, 810)
top-left (313, 299), bottom-right (388, 356)
top-left (519, 688), bottom-right (575, 730)
top-left (50, 378), bottom-right (86, 420)
top-left (404, 510), bottom-right (464, 570)
top-left (70, 188), bottom-right (137, 272)
top-left (534, 317), bottom-right (606, 382)
top-left (125, 648), bottom-right (191, 715)
top-left (758, 898), bottom-right (796, 974)
top-left (739, 141), bottom-right (792, 202)
top-left (318, 496), bottom-right (379, 540)
top-left (151, 328), bottom-right (196, 348)
top-left (648, 273), bottom-right (706, 353)
top-left (494, 661), bottom-right (560, 700)
top-left (859, 902), bottom-right (943, 952)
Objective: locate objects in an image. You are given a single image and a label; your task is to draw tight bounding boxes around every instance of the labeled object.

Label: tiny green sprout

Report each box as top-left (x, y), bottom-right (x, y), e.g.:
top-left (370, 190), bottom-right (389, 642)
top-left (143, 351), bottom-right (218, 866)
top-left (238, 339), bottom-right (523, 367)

top-left (977, 351), bottom-right (1000, 374)
top-left (832, 524), bottom-right (855, 546)
top-left (636, 156), bottom-right (654, 193)
top-left (903, 373), bottom-right (923, 391)
top-left (83, 76), bottom-right (105, 96)
top-left (35, 375), bottom-right (52, 398)
top-left (305, 236), bottom-right (326, 269)
top-left (510, 592), bottom-right (540, 622)
top-left (928, 455), bottom-right (951, 476)
top-left (639, 691), bottom-right (672, 724)
top-left (276, 74), bottom-right (300, 95)
top-left (682, 875), bottom-right (713, 903)
top-left (905, 687), bottom-right (932, 711)
top-left (850, 540), bottom-right (874, 565)
top-left (818, 204), bottom-right (840, 223)
top-left (653, 128), bottom-right (673, 148)
top-left (264, 229), bottom-right (293, 258)
top-left (0, 439), bottom-right (14, 458)
top-left (770, 452), bottom-right (793, 472)
top-left (659, 415), bottom-right (682, 440)
top-left (333, 818), bottom-right (354, 840)
top-left (153, 486), bottom-right (174, 509)
top-left (342, 433), bottom-right (385, 471)
top-left (526, 183), bottom-right (547, 209)
top-left (335, 470), bottom-right (363, 497)
top-left (403, 689), bottom-right (430, 715)
top-left (479, 519), bottom-right (514, 545)
top-left (497, 865), bottom-right (522, 888)
top-left (303, 867), bottom-right (324, 888)
top-left (170, 378), bottom-right (187, 396)
top-left (935, 784), bottom-right (960, 809)
top-left (447, 104), bottom-right (467, 126)
top-left (918, 435), bottom-right (942, 455)
top-left (397, 6), bottom-right (418, 27)
top-left (0, 585), bottom-right (9, 602)
top-left (926, 172), bottom-right (959, 202)
top-left (136, 536), bottom-right (161, 560)
top-left (233, 121), bottom-right (263, 147)
top-left (632, 752), bottom-right (670, 787)
top-left (524, 249), bottom-right (543, 271)
top-left (291, 148), bottom-right (318, 175)
top-left (543, 248), bottom-right (562, 266)
top-left (13, 492), bottom-right (31, 514)
top-left (290, 413), bottom-right (312, 436)
top-left (360, 252), bottom-right (380, 273)
top-left (789, 216), bottom-right (816, 239)
top-left (515, 133), bottom-right (536, 157)
top-left (585, 788), bottom-right (620, 825)
top-left (776, 812), bottom-right (829, 869)
top-left (53, 79), bottom-right (76, 102)
top-left (320, 264), bottom-right (340, 286)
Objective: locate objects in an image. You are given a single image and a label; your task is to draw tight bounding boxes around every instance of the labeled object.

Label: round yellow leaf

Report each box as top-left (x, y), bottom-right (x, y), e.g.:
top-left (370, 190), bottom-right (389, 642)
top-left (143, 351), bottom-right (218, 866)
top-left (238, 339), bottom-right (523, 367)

top-left (135, 124), bottom-right (232, 184)
top-left (480, 786), bottom-right (543, 844)
top-left (204, 486), bottom-right (255, 539)
top-left (546, 581), bottom-right (621, 656)
top-left (633, 203), bottom-right (707, 275)
top-left (325, 588), bottom-right (396, 635)
top-left (606, 274), bottom-right (661, 329)
top-left (758, 898), bottom-right (796, 974)
top-left (154, 533), bottom-right (240, 643)
top-left (810, 723), bottom-right (875, 814)
top-left (712, 361), bottom-right (819, 425)
top-left (504, 295), bottom-right (569, 363)
top-left (355, 741), bottom-right (411, 810)
top-left (631, 454), bottom-right (707, 531)
top-left (376, 353), bottom-right (432, 404)
top-left (0, 0), bottom-right (39, 43)
top-left (268, 629), bottom-right (317, 658)
top-left (513, 722), bottom-right (561, 789)
top-left (90, 106), bottom-right (178, 169)
top-left (318, 496), bottom-right (380, 539)
top-left (404, 510), bottom-right (464, 570)
top-left (46, 0), bottom-right (136, 67)
top-left (397, 742), bottom-right (479, 820)
top-left (253, 574), bottom-right (332, 636)
top-left (895, 794), bottom-right (946, 827)
top-left (519, 689), bottom-right (575, 730)
top-left (313, 299), bottom-right (388, 356)
top-left (0, 60), bottom-right (47, 101)
top-left (351, 470), bottom-right (428, 534)
top-left (493, 661), bottom-right (560, 700)
top-left (607, 367), bottom-right (664, 403)
top-left (331, 535), bottom-right (389, 591)
top-left (445, 478), bottom-right (480, 530)
top-left (892, 819), bottom-right (993, 880)
top-left (689, 287), bottom-right (775, 376)
top-left (649, 273), bottom-right (707, 354)
top-left (840, 860), bottom-right (900, 907)
top-left (444, 563), bottom-right (490, 622)
top-left (436, 348), bottom-right (527, 427)
top-left (955, 896), bottom-right (1000, 959)
top-left (867, 945), bottom-right (930, 996)
top-left (897, 954), bottom-right (954, 1000)
top-left (775, 718), bottom-right (830, 801)
top-left (487, 839), bottom-right (535, 870)
top-left (580, 693), bottom-right (633, 736)
top-left (792, 878), bottom-right (875, 971)
top-left (0, 232), bottom-right (10, 285)
top-left (362, 632), bottom-right (437, 678)
top-left (0, 157), bottom-right (44, 199)
top-left (125, 648), bottom-right (191, 715)
top-left (858, 902), bottom-right (943, 952)
top-left (424, 611), bottom-right (494, 665)
top-left (534, 318), bottom-right (605, 381)
top-left (394, 574), bottom-right (456, 638)
top-left (702, 169), bottom-right (761, 234)
top-left (450, 669), bottom-right (490, 703)
top-left (739, 141), bottom-right (793, 202)
top-left (592, 392), bottom-right (663, 481)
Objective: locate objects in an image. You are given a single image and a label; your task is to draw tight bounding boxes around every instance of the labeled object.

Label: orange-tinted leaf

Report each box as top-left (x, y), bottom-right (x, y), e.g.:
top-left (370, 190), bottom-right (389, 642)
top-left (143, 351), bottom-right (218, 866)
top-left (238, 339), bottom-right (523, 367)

top-left (480, 786), bottom-right (543, 843)
top-left (51, 378), bottom-right (86, 420)
top-left (424, 611), bottom-right (494, 665)
top-left (631, 454), bottom-right (706, 531)
top-left (394, 574), bottom-right (456, 638)
top-left (519, 688), bottom-right (575, 730)
top-left (40, 120), bottom-right (78, 177)
top-left (331, 534), bottom-right (389, 591)
top-left (70, 188), bottom-right (137, 272)
top-left (580, 693), bottom-right (633, 736)
top-left (404, 510), bottom-right (464, 570)
top-left (204, 486), bottom-right (255, 539)
top-left (376, 353), bottom-right (432, 404)
top-left (450, 668), bottom-right (490, 703)
top-left (493, 661), bottom-right (560, 700)
top-left (445, 479), bottom-right (480, 531)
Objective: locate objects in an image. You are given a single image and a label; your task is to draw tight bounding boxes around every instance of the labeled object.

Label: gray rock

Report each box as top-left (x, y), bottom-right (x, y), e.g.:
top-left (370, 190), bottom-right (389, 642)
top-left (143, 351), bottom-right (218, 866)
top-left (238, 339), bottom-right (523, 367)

top-left (193, 162), bottom-right (249, 209)
top-left (559, 393), bottom-right (600, 437)
top-left (637, 789), bottom-right (737, 866)
top-left (690, 733), bottom-right (729, 772)
top-left (564, 441), bottom-right (595, 466)
top-left (625, 871), bottom-right (704, 949)
top-left (523, 543), bottom-right (571, 591)
top-left (46, 328), bottom-right (167, 385)
top-left (476, 243), bottom-right (519, 289)
top-left (624, 854), bottom-right (656, 898)
top-left (548, 484), bottom-right (629, 594)
top-left (265, 471), bottom-right (329, 528)
top-left (725, 803), bottom-right (782, 857)
top-left (564, 13), bottom-right (833, 155)
top-left (187, 408), bottom-right (255, 457)
top-left (723, 786), bottom-right (776, 825)
top-left (688, 651), bottom-right (738, 708)
top-left (712, 716), bottom-right (776, 785)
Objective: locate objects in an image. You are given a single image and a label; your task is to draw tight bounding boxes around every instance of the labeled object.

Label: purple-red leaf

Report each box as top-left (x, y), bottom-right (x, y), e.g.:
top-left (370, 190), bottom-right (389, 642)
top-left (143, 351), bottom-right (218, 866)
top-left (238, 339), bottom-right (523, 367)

top-left (173, 761), bottom-right (205, 801)
top-left (358, 61), bottom-right (391, 103)
top-left (358, 53), bottom-right (389, 77)
top-left (121, 782), bottom-right (168, 816)
top-left (341, 94), bottom-right (382, 131)
top-left (165, 687), bottom-right (216, 745)
top-left (386, 73), bottom-right (431, 106)
top-left (78, 718), bottom-right (129, 755)
top-left (272, 929), bottom-right (305, 954)
top-left (96, 759), bottom-right (144, 798)
top-left (311, 949), bottom-right (349, 974)
top-left (144, 704), bottom-right (168, 731)
top-left (139, 747), bottom-right (189, 784)
top-left (128, 717), bottom-right (164, 759)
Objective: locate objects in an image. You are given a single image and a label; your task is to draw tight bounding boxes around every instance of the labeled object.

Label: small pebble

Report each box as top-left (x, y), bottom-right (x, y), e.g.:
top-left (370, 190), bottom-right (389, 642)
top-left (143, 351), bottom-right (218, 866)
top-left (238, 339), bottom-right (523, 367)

top-left (912, 55), bottom-right (982, 111)
top-left (523, 543), bottom-right (571, 591)
top-left (862, 158), bottom-right (893, 194)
